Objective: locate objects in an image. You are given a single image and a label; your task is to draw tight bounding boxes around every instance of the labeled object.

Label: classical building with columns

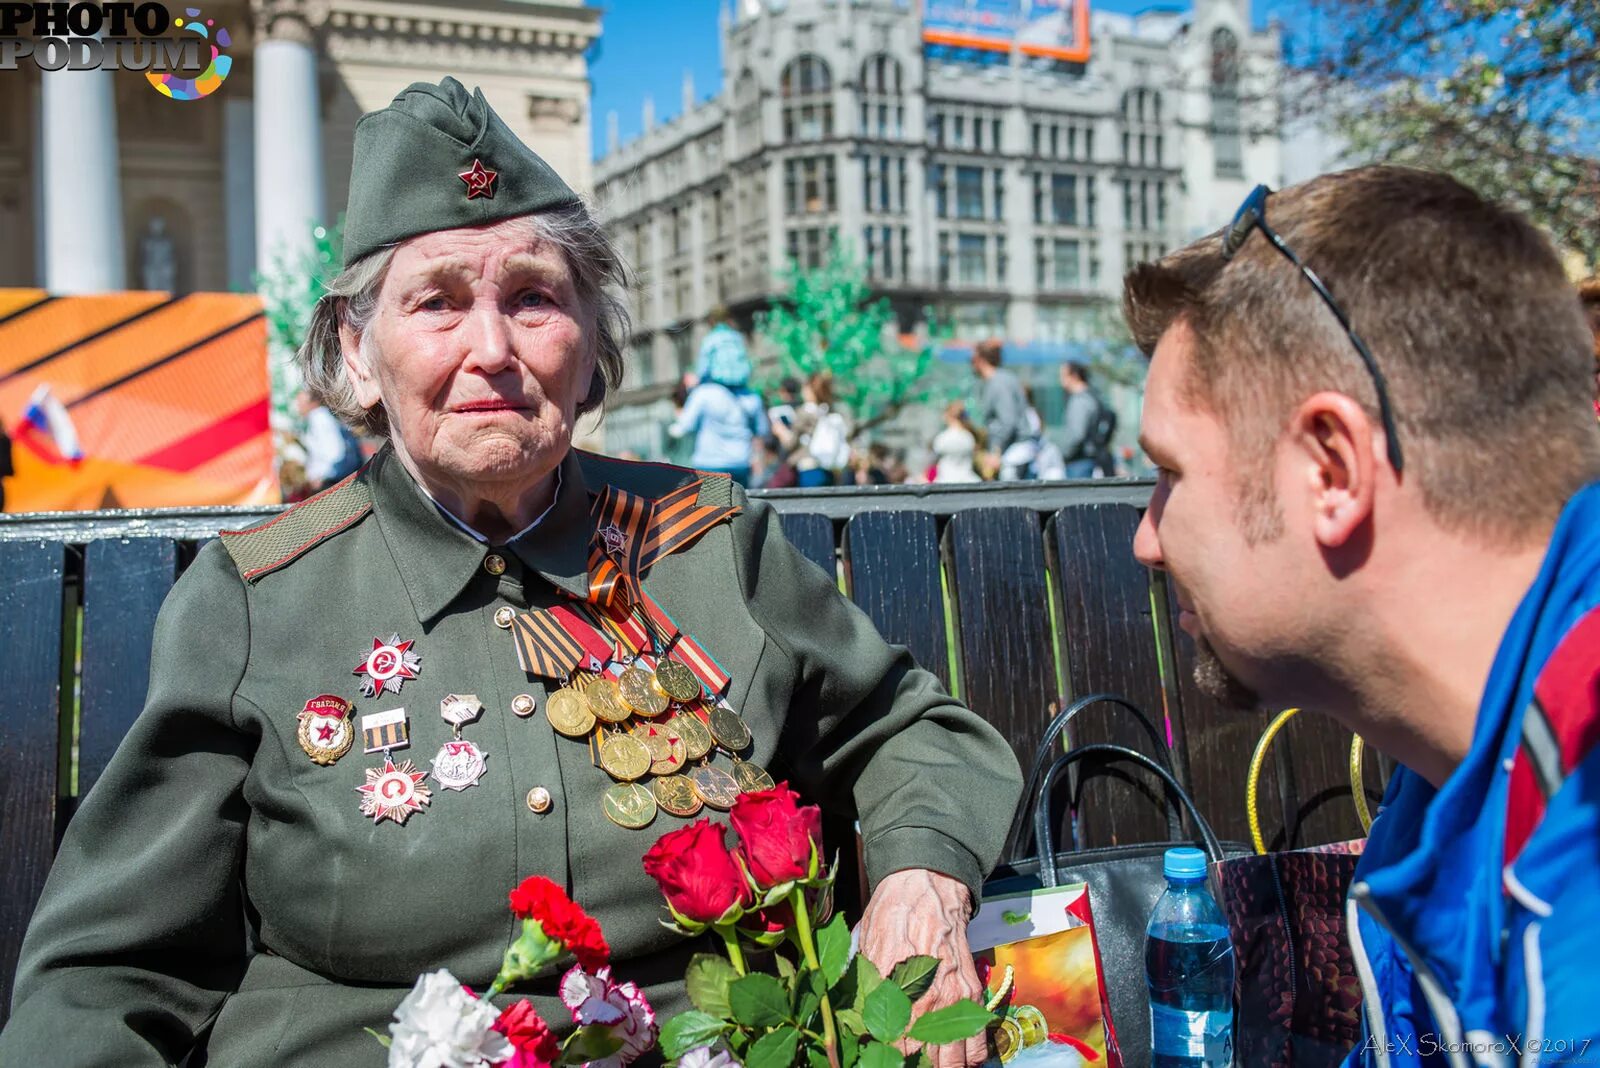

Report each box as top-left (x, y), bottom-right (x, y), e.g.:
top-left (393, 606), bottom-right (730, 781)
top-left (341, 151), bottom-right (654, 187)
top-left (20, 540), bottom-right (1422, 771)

top-left (593, 0), bottom-right (1282, 458)
top-left (0, 0), bottom-right (600, 297)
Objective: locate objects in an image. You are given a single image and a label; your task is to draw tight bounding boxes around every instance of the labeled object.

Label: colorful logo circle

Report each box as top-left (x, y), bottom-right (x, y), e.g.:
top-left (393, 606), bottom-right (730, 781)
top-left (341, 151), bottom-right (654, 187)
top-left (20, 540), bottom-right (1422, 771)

top-left (146, 7), bottom-right (232, 101)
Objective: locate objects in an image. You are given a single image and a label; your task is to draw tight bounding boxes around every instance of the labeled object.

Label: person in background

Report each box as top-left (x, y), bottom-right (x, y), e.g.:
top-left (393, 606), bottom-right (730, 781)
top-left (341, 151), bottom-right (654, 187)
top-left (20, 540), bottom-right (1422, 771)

top-left (1580, 278), bottom-right (1600, 415)
top-left (1057, 362), bottom-right (1105, 479)
top-left (296, 389), bottom-right (366, 491)
top-left (969, 339), bottom-right (1029, 478)
top-left (852, 442), bottom-right (892, 486)
top-left (792, 371), bottom-right (852, 488)
top-left (667, 318), bottom-right (768, 487)
top-left (931, 401), bottom-right (985, 484)
top-left (768, 376), bottom-right (802, 457)
top-left (0, 416), bottom-right (11, 512)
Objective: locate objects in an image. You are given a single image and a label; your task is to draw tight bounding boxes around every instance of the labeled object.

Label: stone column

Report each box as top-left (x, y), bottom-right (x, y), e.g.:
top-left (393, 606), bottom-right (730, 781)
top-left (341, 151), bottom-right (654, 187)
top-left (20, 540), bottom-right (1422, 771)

top-left (223, 97), bottom-right (256, 291)
top-left (252, 0), bottom-right (326, 277)
top-left (41, 63), bottom-right (125, 292)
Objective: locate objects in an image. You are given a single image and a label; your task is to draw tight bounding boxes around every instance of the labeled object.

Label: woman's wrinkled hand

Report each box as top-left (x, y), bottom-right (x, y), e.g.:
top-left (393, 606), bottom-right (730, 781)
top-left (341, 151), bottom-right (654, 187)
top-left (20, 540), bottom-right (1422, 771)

top-left (857, 868), bottom-right (987, 1068)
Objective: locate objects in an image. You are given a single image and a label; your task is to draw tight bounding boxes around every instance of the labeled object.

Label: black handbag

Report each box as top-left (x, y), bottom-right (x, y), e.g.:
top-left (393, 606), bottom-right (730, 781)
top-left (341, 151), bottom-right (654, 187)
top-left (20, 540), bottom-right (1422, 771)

top-left (986, 696), bottom-right (1250, 1067)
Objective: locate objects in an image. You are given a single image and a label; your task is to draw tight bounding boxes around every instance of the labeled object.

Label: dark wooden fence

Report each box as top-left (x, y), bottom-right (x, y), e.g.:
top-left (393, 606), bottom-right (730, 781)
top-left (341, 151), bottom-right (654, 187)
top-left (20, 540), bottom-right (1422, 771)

top-left (0, 479), bottom-right (1384, 1022)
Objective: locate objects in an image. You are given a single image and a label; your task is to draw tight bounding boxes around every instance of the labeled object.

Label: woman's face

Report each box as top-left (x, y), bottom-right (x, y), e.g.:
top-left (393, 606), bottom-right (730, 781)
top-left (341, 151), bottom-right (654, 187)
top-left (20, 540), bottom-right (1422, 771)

top-left (342, 217), bottom-right (596, 491)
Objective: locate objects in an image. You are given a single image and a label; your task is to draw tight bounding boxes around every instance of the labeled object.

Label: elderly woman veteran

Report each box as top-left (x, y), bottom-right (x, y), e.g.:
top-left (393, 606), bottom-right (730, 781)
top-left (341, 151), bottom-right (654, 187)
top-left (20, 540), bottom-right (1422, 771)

top-left (0, 79), bottom-right (1022, 1067)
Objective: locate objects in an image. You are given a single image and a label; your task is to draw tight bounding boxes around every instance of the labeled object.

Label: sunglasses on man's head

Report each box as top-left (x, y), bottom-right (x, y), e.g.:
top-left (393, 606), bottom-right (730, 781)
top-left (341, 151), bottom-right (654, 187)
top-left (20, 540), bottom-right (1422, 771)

top-left (1222, 184), bottom-right (1405, 475)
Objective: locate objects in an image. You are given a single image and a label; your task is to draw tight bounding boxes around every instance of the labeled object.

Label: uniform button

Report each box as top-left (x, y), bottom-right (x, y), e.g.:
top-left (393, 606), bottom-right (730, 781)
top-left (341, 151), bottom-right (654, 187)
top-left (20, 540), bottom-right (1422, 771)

top-left (483, 553), bottom-right (507, 576)
top-left (494, 606), bottom-right (516, 629)
top-left (511, 693), bottom-right (536, 717)
top-left (526, 786), bottom-right (553, 814)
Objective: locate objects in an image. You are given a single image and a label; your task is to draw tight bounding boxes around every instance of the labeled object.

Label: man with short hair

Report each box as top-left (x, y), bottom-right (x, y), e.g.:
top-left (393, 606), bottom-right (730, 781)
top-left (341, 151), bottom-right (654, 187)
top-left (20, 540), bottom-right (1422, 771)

top-left (970, 339), bottom-right (1030, 477)
top-left (1125, 166), bottom-right (1600, 1062)
top-left (1058, 361), bottom-right (1104, 478)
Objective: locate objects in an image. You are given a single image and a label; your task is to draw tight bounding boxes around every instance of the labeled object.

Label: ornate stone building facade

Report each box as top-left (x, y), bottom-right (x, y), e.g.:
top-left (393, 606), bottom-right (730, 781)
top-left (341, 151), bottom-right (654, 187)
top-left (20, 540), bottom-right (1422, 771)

top-left (0, 0), bottom-right (600, 296)
top-left (593, 0), bottom-right (1282, 457)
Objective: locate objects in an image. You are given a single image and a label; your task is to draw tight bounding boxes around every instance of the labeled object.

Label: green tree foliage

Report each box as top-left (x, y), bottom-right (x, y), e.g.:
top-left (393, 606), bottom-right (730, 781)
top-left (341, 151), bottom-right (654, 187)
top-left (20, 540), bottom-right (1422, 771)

top-left (255, 219), bottom-right (344, 422)
top-left (755, 245), bottom-right (948, 434)
top-left (1300, 0), bottom-right (1598, 266)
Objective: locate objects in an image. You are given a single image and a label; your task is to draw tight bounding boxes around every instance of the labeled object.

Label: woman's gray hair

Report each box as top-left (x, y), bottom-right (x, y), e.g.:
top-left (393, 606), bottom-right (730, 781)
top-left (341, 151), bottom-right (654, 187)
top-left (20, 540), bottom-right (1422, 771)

top-left (297, 200), bottom-right (632, 437)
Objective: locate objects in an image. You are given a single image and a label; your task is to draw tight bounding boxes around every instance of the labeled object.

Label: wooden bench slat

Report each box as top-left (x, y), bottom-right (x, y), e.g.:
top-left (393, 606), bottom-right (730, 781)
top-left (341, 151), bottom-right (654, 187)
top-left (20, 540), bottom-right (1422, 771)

top-left (0, 541), bottom-right (68, 1027)
top-left (778, 512), bottom-right (836, 582)
top-left (78, 538), bottom-right (179, 804)
top-left (942, 508), bottom-right (1057, 768)
top-left (1047, 503), bottom-right (1181, 847)
top-left (842, 510), bottom-right (951, 690)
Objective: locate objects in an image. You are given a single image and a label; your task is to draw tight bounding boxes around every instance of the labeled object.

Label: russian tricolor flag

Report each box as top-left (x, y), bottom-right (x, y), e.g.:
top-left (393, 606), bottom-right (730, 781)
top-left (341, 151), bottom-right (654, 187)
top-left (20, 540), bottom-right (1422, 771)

top-left (17, 384), bottom-right (84, 466)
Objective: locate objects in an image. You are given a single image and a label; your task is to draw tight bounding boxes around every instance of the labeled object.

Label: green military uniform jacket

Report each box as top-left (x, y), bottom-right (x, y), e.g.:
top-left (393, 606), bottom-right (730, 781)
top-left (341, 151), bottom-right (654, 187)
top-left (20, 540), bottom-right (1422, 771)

top-left (0, 445), bottom-right (1022, 1067)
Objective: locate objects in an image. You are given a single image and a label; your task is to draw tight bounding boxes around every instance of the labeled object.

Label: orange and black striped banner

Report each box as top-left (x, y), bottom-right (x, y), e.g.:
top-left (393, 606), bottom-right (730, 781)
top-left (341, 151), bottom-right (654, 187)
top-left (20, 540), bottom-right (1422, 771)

top-left (586, 480), bottom-right (740, 612)
top-left (510, 603), bottom-right (588, 679)
top-left (638, 480), bottom-right (740, 572)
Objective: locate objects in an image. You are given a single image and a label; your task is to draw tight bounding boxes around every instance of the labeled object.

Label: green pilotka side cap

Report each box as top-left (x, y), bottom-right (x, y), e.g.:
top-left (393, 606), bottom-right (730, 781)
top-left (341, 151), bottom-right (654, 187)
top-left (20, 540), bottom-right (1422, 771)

top-left (341, 76), bottom-right (581, 267)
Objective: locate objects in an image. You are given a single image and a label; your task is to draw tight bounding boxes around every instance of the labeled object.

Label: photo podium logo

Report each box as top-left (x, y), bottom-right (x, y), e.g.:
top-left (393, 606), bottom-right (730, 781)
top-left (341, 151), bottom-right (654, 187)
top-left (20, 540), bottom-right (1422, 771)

top-left (0, 3), bottom-right (233, 101)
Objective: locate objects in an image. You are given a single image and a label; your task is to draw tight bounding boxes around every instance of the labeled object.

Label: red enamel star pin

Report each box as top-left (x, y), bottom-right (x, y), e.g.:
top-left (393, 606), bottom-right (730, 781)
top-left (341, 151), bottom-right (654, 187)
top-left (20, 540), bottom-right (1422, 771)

top-left (459, 158), bottom-right (498, 200)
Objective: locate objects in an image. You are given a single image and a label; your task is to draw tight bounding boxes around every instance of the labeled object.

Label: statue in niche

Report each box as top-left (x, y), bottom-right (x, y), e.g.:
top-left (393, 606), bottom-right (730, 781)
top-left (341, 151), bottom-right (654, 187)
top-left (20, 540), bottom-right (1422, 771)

top-left (139, 216), bottom-right (177, 293)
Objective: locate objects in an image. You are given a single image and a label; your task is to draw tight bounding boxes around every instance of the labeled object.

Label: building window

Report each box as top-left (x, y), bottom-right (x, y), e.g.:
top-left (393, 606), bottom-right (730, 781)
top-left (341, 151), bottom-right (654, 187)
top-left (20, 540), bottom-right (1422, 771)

top-left (782, 54), bottom-right (833, 142)
top-left (1032, 173), bottom-right (1044, 224)
top-left (1051, 173), bottom-right (1077, 225)
top-left (956, 166), bottom-right (984, 220)
top-left (1031, 122), bottom-right (1041, 155)
top-left (783, 156), bottom-right (836, 215)
top-left (1211, 27), bottom-right (1244, 178)
top-left (957, 233), bottom-right (986, 285)
top-left (931, 163), bottom-right (947, 218)
top-left (1052, 238), bottom-right (1080, 288)
top-left (992, 118), bottom-right (1003, 152)
top-left (787, 226), bottom-right (832, 269)
top-left (897, 158), bottom-right (908, 214)
top-left (930, 114), bottom-right (945, 146)
top-left (996, 234), bottom-right (1007, 284)
top-left (1086, 176), bottom-right (1097, 225)
top-left (938, 231), bottom-right (951, 284)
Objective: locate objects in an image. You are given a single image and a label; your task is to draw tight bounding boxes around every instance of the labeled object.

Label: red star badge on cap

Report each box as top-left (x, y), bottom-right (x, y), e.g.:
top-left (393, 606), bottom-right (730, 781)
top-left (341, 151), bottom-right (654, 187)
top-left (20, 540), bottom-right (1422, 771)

top-left (459, 158), bottom-right (498, 200)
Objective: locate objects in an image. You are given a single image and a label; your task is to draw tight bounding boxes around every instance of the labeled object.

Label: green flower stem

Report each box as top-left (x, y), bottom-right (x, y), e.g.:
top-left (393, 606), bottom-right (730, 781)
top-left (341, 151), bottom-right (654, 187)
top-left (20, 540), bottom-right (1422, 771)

top-left (790, 887), bottom-right (840, 1068)
top-left (716, 924), bottom-right (748, 976)
top-left (485, 976), bottom-right (507, 1000)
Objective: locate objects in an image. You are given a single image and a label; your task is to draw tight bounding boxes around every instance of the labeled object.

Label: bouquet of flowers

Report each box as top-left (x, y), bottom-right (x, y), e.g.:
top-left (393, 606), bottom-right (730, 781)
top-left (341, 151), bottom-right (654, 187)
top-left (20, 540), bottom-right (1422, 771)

top-left (643, 783), bottom-right (993, 1068)
top-left (375, 876), bottom-right (658, 1068)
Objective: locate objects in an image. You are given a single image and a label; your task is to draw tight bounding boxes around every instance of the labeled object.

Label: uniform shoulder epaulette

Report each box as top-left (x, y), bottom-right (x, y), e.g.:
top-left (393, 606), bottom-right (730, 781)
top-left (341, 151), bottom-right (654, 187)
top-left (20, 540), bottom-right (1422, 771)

top-left (220, 468), bottom-right (374, 583)
top-left (575, 450), bottom-right (734, 508)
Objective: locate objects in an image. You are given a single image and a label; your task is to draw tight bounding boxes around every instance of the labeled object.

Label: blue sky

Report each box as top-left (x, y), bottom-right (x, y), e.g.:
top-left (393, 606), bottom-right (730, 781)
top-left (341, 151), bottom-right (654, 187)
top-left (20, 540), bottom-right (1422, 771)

top-left (588, 0), bottom-right (1303, 160)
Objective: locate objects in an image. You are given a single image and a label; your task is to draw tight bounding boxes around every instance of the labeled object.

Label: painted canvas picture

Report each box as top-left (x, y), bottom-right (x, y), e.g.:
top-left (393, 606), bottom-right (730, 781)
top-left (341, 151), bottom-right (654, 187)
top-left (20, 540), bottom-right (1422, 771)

top-left (969, 883), bottom-right (1119, 1068)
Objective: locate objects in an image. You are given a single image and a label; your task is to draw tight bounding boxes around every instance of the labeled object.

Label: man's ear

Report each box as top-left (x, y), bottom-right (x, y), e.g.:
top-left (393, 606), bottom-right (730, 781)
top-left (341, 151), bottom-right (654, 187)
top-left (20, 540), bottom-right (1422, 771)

top-left (339, 318), bottom-right (382, 411)
top-left (1289, 391), bottom-right (1377, 549)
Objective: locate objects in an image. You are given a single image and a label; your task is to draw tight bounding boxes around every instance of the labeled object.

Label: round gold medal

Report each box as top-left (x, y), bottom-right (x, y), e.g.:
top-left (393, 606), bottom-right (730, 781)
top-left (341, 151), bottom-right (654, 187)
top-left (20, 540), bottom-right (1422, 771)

top-left (629, 721), bottom-right (674, 762)
top-left (602, 782), bottom-right (658, 829)
top-left (649, 732), bottom-right (688, 776)
top-left (619, 665), bottom-right (670, 717)
top-left (652, 774), bottom-right (703, 818)
top-left (653, 659), bottom-right (702, 703)
top-left (669, 711), bottom-right (715, 761)
top-left (599, 732), bottom-right (652, 781)
top-left (708, 705), bottom-right (753, 752)
top-left (733, 759), bottom-right (775, 793)
top-left (690, 764), bottom-right (741, 810)
top-left (545, 688), bottom-right (596, 737)
top-left (586, 677), bottom-right (632, 724)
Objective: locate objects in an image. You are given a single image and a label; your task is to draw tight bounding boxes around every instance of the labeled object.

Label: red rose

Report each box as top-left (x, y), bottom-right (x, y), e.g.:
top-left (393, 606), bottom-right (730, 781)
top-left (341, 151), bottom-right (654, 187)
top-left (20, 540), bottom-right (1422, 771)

top-left (507, 876), bottom-right (610, 972)
top-left (643, 819), bottom-right (753, 923)
top-left (730, 782), bottom-right (822, 888)
top-left (494, 999), bottom-right (561, 1068)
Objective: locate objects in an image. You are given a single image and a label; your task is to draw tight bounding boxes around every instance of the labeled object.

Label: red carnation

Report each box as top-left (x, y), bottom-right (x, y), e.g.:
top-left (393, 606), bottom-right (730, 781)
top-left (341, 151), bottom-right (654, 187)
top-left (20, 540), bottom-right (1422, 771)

top-left (730, 782), bottom-right (822, 888)
top-left (494, 999), bottom-right (561, 1068)
top-left (508, 876), bottom-right (610, 972)
top-left (643, 819), bottom-right (753, 923)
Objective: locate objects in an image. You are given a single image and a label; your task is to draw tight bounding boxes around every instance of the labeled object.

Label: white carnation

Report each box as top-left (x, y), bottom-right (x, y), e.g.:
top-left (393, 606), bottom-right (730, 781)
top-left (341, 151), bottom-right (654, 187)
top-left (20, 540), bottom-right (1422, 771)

top-left (387, 969), bottom-right (513, 1068)
top-left (678, 1045), bottom-right (742, 1068)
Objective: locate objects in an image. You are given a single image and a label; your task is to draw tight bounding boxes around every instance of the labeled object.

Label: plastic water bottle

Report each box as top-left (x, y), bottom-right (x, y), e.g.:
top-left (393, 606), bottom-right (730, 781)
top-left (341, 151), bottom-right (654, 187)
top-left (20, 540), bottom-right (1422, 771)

top-left (1145, 846), bottom-right (1235, 1067)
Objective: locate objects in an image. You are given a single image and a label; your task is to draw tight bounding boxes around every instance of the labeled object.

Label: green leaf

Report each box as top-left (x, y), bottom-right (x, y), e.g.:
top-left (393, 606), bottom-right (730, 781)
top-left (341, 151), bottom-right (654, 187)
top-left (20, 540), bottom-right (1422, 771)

top-left (746, 1026), bottom-right (800, 1068)
top-left (859, 1041), bottom-right (905, 1068)
top-left (794, 977), bottom-right (822, 1031)
top-left (686, 953), bottom-right (740, 1019)
top-left (807, 1047), bottom-right (833, 1068)
top-left (557, 1024), bottom-right (626, 1066)
top-left (840, 1033), bottom-right (862, 1068)
top-left (835, 1006), bottom-right (866, 1039)
top-left (907, 1001), bottom-right (994, 1046)
top-left (362, 1026), bottom-right (392, 1049)
top-left (730, 973), bottom-right (792, 1029)
top-left (888, 956), bottom-right (940, 1004)
top-left (849, 956), bottom-right (885, 1015)
top-left (817, 913), bottom-right (850, 986)
top-left (864, 982), bottom-right (914, 1044)
top-left (775, 953), bottom-right (798, 980)
top-left (661, 1012), bottom-right (728, 1060)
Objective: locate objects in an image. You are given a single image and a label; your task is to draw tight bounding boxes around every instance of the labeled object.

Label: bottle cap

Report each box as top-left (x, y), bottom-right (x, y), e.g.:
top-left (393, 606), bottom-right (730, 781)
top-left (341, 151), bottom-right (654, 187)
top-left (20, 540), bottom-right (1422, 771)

top-left (1163, 846), bottom-right (1208, 881)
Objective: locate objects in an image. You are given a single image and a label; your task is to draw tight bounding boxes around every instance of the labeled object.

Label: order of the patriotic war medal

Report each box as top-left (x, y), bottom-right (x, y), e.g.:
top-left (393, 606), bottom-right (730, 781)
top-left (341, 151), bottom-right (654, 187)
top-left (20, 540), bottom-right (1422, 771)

top-left (652, 774), bottom-right (703, 818)
top-left (356, 756), bottom-right (432, 824)
top-left (602, 782), bottom-right (657, 829)
top-left (296, 694), bottom-right (354, 765)
top-left (431, 739), bottom-right (488, 791)
top-left (354, 633), bottom-right (421, 697)
top-left (546, 687), bottom-right (597, 737)
top-left (652, 658), bottom-right (701, 703)
top-left (690, 764), bottom-right (740, 810)
top-left (709, 705), bottom-right (752, 752)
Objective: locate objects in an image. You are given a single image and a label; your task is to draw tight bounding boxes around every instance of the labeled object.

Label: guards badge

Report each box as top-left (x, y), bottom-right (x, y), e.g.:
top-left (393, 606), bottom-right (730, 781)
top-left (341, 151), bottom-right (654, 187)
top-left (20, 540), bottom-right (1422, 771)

top-left (296, 694), bottom-right (354, 765)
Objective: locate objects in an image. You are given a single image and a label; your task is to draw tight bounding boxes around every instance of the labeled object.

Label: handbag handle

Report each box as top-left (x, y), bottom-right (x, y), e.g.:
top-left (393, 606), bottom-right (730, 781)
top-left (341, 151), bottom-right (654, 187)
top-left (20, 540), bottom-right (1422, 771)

top-left (1245, 708), bottom-right (1374, 856)
top-left (1034, 743), bottom-right (1226, 888)
top-left (1004, 693), bottom-right (1175, 863)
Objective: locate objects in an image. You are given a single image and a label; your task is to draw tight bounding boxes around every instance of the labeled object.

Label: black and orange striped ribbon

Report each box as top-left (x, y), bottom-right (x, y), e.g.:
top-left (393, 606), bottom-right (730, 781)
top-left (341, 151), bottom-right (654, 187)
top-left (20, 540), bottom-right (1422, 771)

top-left (509, 602), bottom-right (588, 679)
